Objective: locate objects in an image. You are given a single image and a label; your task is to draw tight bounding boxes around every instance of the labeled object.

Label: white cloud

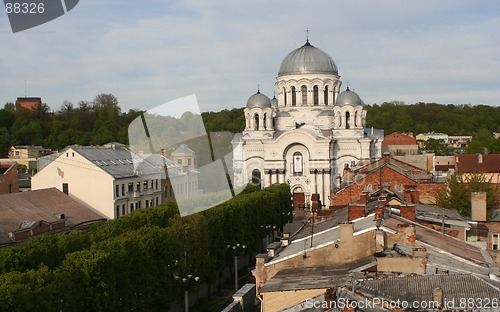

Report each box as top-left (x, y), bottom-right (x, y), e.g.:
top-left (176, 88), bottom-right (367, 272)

top-left (0, 0), bottom-right (498, 111)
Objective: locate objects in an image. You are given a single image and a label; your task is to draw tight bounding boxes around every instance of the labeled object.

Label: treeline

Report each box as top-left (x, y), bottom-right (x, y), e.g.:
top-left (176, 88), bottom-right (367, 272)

top-left (366, 101), bottom-right (500, 134)
top-left (2, 96), bottom-right (499, 158)
top-left (0, 183), bottom-right (292, 311)
top-left (0, 94), bottom-right (142, 157)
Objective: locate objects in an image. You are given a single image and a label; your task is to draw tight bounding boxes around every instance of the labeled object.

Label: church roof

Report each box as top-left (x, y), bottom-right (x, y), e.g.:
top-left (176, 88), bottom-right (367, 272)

top-left (278, 40), bottom-right (338, 76)
top-left (246, 91), bottom-right (272, 109)
top-left (336, 87), bottom-right (364, 106)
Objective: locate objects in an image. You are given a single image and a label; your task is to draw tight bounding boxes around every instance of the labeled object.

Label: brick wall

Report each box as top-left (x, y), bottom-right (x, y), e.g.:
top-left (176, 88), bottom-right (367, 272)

top-left (331, 166), bottom-right (445, 206)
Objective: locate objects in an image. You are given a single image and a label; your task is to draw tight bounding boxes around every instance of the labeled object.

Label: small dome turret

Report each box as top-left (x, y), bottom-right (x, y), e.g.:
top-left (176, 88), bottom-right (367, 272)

top-left (270, 95), bottom-right (278, 109)
top-left (336, 87), bottom-right (364, 106)
top-left (246, 90), bottom-right (272, 109)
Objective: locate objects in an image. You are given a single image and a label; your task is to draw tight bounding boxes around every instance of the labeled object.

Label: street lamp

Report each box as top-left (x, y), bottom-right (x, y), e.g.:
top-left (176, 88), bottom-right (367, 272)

top-left (227, 243), bottom-right (246, 292)
top-left (173, 273), bottom-right (200, 312)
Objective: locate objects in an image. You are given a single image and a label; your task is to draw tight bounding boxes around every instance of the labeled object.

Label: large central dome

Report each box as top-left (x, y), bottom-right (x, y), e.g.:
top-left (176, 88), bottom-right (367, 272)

top-left (278, 40), bottom-right (338, 77)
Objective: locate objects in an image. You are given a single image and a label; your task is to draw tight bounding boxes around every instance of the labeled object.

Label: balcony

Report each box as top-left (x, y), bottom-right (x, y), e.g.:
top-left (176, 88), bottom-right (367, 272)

top-left (127, 191), bottom-right (142, 198)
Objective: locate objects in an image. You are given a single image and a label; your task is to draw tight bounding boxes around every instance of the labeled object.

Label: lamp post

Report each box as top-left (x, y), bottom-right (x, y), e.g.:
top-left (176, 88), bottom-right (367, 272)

top-left (173, 273), bottom-right (200, 312)
top-left (227, 243), bottom-right (246, 292)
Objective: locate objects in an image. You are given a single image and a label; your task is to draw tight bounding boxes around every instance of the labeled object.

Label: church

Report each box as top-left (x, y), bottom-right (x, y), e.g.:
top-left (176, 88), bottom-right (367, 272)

top-left (232, 38), bottom-right (383, 208)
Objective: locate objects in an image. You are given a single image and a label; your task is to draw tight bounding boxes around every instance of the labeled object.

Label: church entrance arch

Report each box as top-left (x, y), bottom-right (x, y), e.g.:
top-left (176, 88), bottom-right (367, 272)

top-left (292, 186), bottom-right (305, 211)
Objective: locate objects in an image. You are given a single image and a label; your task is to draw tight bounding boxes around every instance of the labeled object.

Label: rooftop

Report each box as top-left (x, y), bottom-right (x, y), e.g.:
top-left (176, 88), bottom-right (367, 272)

top-left (0, 188), bottom-right (106, 245)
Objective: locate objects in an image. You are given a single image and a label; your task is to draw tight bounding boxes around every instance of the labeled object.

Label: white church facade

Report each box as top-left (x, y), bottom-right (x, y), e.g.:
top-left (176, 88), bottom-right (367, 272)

top-left (232, 39), bottom-right (383, 207)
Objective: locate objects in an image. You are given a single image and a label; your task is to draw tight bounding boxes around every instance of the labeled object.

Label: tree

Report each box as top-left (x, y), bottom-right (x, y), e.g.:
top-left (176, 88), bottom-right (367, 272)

top-left (435, 173), bottom-right (500, 217)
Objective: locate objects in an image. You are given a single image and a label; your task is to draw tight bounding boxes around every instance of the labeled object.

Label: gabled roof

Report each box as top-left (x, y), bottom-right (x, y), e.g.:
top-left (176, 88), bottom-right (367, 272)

top-left (456, 154), bottom-right (500, 173)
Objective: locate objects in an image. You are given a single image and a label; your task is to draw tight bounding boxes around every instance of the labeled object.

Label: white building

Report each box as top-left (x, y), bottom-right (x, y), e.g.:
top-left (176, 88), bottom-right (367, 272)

top-left (232, 39), bottom-right (383, 207)
top-left (32, 146), bottom-right (163, 219)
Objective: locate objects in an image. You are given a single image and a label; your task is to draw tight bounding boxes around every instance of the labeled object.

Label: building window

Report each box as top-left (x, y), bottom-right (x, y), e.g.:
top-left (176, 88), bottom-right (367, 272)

top-left (291, 86), bottom-right (296, 106)
top-left (121, 184), bottom-right (125, 196)
top-left (62, 183), bottom-right (69, 195)
top-left (188, 159), bottom-right (192, 166)
top-left (251, 169), bottom-right (261, 189)
top-left (116, 205), bottom-right (120, 217)
top-left (364, 184), bottom-right (372, 192)
top-left (313, 85), bottom-right (319, 105)
top-left (493, 233), bottom-right (499, 250)
top-left (128, 183), bottom-right (134, 193)
top-left (146, 200), bottom-right (149, 208)
top-left (345, 111), bottom-right (350, 129)
top-left (283, 87), bottom-right (287, 106)
top-left (324, 86), bottom-right (329, 105)
top-left (130, 203), bottom-right (134, 212)
top-left (354, 111), bottom-right (358, 127)
top-left (136, 181), bottom-right (141, 191)
top-left (177, 159), bottom-right (182, 165)
top-left (115, 184), bottom-right (119, 198)
top-left (155, 179), bottom-right (158, 189)
top-left (466, 230), bottom-right (478, 242)
top-left (156, 197), bottom-right (159, 206)
top-left (254, 113), bottom-right (259, 130)
top-left (395, 183), bottom-right (403, 193)
top-left (122, 204), bottom-right (126, 216)
top-left (293, 152), bottom-right (303, 176)
top-left (301, 85), bottom-right (307, 105)
top-left (263, 113), bottom-right (267, 130)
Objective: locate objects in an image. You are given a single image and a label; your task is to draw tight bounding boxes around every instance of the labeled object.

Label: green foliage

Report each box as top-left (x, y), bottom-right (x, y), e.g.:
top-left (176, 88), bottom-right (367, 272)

top-left (0, 184), bottom-right (291, 310)
top-left (366, 102), bottom-right (500, 136)
top-left (435, 173), bottom-right (500, 217)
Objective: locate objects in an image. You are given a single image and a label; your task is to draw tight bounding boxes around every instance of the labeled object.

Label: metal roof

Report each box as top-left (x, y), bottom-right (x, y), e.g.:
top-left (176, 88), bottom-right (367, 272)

top-left (246, 91), bottom-right (272, 109)
top-left (72, 146), bottom-right (160, 178)
top-left (335, 87), bottom-right (364, 107)
top-left (278, 40), bottom-right (338, 76)
top-left (0, 188), bottom-right (106, 245)
top-left (357, 274), bottom-right (500, 305)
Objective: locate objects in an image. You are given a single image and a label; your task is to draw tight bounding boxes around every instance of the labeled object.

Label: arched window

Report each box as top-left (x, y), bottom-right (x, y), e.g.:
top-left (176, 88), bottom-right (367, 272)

top-left (354, 111), bottom-right (358, 127)
top-left (272, 117), bottom-right (276, 129)
top-left (254, 113), bottom-right (259, 130)
top-left (283, 87), bottom-right (287, 106)
top-left (301, 85), bottom-right (307, 105)
top-left (263, 113), bottom-right (267, 130)
top-left (324, 86), bottom-right (329, 105)
top-left (251, 169), bottom-right (261, 189)
top-left (345, 111), bottom-right (350, 129)
top-left (293, 152), bottom-right (303, 176)
top-left (313, 85), bottom-right (319, 105)
top-left (291, 86), bottom-right (296, 106)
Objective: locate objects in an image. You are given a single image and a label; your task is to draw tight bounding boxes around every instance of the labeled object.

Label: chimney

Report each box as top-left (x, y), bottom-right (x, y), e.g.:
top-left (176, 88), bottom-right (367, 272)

top-left (348, 204), bottom-right (366, 221)
top-left (374, 207), bottom-right (384, 220)
top-left (360, 191), bottom-right (369, 204)
top-left (405, 191), bottom-right (412, 203)
top-left (433, 287), bottom-right (443, 308)
top-left (400, 204), bottom-right (416, 221)
top-left (339, 222), bottom-right (354, 241)
top-left (378, 196), bottom-right (387, 208)
top-left (471, 192), bottom-right (487, 222)
top-left (396, 224), bottom-right (416, 244)
top-left (411, 190), bottom-right (420, 204)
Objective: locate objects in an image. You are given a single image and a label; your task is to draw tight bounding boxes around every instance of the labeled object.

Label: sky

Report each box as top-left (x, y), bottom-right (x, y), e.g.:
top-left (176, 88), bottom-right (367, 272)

top-left (1, 0), bottom-right (499, 113)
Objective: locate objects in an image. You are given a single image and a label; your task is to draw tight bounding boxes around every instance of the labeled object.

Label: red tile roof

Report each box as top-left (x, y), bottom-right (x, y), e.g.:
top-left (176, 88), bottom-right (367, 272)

top-left (456, 154), bottom-right (500, 173)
